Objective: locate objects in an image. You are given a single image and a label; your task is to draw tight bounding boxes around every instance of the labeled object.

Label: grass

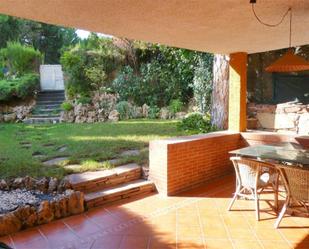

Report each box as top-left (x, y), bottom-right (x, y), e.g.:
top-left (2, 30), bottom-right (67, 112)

top-left (0, 119), bottom-right (186, 179)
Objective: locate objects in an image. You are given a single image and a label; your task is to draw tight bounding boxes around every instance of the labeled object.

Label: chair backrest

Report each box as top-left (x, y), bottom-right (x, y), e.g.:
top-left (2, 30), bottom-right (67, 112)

top-left (230, 157), bottom-right (275, 189)
top-left (230, 157), bottom-right (260, 189)
top-left (277, 165), bottom-right (309, 202)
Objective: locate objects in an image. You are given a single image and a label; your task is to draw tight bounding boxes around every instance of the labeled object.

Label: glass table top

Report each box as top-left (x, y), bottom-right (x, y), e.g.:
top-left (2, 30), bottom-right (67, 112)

top-left (230, 144), bottom-right (309, 168)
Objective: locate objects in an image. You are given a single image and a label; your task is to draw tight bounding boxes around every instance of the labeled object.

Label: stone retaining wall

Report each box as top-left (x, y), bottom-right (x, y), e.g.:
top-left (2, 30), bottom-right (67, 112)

top-left (247, 102), bottom-right (309, 135)
top-left (0, 98), bottom-right (35, 123)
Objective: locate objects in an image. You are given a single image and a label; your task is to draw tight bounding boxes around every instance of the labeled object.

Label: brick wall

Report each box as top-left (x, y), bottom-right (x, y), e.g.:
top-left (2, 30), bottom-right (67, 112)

top-left (149, 130), bottom-right (309, 196)
top-left (149, 131), bottom-right (242, 195)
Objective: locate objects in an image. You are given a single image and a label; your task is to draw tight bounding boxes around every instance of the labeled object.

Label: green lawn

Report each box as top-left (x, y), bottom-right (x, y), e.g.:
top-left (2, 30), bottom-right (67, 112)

top-left (0, 120), bottom-right (185, 179)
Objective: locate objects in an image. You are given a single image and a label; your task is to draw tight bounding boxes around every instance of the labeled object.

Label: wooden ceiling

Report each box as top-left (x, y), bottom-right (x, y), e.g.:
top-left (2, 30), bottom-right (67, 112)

top-left (0, 0), bottom-right (308, 54)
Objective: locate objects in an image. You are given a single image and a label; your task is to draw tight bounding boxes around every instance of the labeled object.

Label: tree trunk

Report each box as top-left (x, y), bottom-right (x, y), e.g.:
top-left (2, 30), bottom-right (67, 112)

top-left (211, 54), bottom-right (229, 130)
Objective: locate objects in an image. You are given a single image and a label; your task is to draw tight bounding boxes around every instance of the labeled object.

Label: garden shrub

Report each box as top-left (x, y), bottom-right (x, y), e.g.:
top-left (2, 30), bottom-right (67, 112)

top-left (177, 112), bottom-right (216, 134)
top-left (112, 66), bottom-right (140, 103)
top-left (0, 73), bottom-right (39, 101)
top-left (116, 101), bottom-right (131, 120)
top-left (168, 99), bottom-right (183, 115)
top-left (148, 105), bottom-right (160, 119)
top-left (0, 42), bottom-right (42, 76)
top-left (112, 45), bottom-right (213, 108)
top-left (60, 37), bottom-right (124, 98)
top-left (61, 101), bottom-right (73, 111)
top-left (60, 36), bottom-right (213, 111)
top-left (76, 95), bottom-right (92, 105)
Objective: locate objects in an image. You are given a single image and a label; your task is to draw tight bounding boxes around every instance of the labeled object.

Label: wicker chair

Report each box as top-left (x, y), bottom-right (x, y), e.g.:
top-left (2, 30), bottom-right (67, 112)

top-left (228, 157), bottom-right (279, 221)
top-left (274, 165), bottom-right (309, 228)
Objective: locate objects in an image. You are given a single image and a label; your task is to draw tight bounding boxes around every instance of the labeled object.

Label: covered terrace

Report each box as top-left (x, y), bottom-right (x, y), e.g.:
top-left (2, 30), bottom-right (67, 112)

top-left (0, 0), bottom-right (308, 248)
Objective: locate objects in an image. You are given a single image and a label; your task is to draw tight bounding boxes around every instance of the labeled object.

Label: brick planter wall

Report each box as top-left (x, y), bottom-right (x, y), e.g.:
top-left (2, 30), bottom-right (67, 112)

top-left (149, 131), bottom-right (242, 195)
top-left (149, 130), bottom-right (309, 196)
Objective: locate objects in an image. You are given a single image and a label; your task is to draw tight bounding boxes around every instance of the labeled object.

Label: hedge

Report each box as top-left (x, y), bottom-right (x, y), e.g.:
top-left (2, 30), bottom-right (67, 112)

top-left (0, 73), bottom-right (39, 101)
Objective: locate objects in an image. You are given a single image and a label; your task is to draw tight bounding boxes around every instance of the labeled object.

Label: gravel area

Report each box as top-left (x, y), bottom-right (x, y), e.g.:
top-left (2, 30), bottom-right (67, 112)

top-left (0, 189), bottom-right (67, 214)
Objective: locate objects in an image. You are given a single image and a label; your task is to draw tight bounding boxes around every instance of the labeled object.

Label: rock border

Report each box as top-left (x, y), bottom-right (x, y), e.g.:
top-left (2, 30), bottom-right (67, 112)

top-left (0, 176), bottom-right (84, 237)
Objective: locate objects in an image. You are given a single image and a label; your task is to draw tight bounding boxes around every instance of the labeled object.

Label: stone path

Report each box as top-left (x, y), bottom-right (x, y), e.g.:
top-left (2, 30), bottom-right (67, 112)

top-left (42, 149), bottom-right (143, 170)
top-left (119, 149), bottom-right (141, 157)
top-left (19, 141), bottom-right (32, 149)
top-left (43, 157), bottom-right (69, 166)
top-left (57, 146), bottom-right (67, 152)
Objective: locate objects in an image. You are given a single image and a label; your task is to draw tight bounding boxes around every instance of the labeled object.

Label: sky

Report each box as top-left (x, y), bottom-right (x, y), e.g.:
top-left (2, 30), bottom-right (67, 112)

top-left (76, 29), bottom-right (90, 39)
top-left (76, 29), bottom-right (113, 39)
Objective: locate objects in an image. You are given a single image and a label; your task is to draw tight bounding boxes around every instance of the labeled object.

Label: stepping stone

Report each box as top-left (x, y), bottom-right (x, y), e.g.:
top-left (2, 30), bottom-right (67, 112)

top-left (43, 143), bottom-right (55, 147)
top-left (64, 164), bottom-right (82, 171)
top-left (21, 144), bottom-right (32, 149)
top-left (32, 151), bottom-right (42, 156)
top-left (106, 158), bottom-right (122, 165)
top-left (120, 149), bottom-right (141, 157)
top-left (57, 146), bottom-right (67, 152)
top-left (19, 141), bottom-right (31, 145)
top-left (34, 155), bottom-right (45, 159)
top-left (32, 151), bottom-right (45, 159)
top-left (43, 157), bottom-right (68, 166)
top-left (20, 142), bottom-right (32, 149)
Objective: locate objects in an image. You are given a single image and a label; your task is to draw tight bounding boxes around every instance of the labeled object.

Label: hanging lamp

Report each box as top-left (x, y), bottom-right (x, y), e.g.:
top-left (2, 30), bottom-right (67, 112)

top-left (250, 0), bottom-right (309, 72)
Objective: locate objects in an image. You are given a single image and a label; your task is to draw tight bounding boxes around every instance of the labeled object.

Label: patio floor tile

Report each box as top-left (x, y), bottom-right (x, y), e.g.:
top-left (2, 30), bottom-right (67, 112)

top-left (118, 235), bottom-right (150, 249)
top-left (90, 235), bottom-right (123, 249)
top-left (204, 239), bottom-right (234, 249)
top-left (177, 236), bottom-right (205, 249)
top-left (233, 240), bottom-right (263, 249)
top-left (62, 215), bottom-right (102, 237)
top-left (1, 174), bottom-right (308, 249)
top-left (39, 220), bottom-right (80, 247)
top-left (148, 235), bottom-right (176, 249)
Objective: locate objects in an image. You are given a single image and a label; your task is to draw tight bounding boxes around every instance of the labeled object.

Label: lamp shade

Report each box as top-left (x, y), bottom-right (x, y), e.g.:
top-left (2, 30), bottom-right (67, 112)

top-left (265, 49), bottom-right (309, 72)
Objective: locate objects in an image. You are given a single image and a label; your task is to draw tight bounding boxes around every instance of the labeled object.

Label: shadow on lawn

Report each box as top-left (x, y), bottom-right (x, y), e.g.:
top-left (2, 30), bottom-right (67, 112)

top-left (20, 120), bottom-right (182, 137)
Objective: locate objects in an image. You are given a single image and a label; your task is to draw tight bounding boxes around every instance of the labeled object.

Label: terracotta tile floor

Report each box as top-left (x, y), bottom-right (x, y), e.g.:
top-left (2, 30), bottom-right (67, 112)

top-left (1, 175), bottom-right (308, 249)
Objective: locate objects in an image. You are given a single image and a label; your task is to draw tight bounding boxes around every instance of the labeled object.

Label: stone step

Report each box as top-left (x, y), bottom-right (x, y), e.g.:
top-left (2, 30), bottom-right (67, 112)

top-left (32, 108), bottom-right (62, 114)
top-left (39, 90), bottom-right (65, 94)
top-left (36, 100), bottom-right (63, 104)
top-left (37, 92), bottom-right (65, 96)
top-left (85, 179), bottom-right (155, 209)
top-left (23, 117), bottom-right (61, 124)
top-left (37, 94), bottom-right (64, 98)
top-left (30, 114), bottom-right (60, 118)
top-left (66, 163), bottom-right (142, 193)
top-left (36, 98), bottom-right (65, 103)
top-left (37, 92), bottom-right (65, 97)
top-left (35, 104), bottom-right (61, 109)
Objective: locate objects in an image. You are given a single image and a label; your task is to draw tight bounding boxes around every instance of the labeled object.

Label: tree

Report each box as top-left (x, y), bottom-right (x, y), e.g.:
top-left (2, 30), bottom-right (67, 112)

top-left (61, 37), bottom-right (125, 97)
top-left (19, 21), bottom-right (79, 64)
top-left (0, 14), bottom-right (79, 64)
top-left (0, 15), bottom-right (21, 48)
top-left (0, 42), bottom-right (42, 77)
top-left (211, 54), bottom-right (229, 130)
top-left (191, 53), bottom-right (213, 113)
